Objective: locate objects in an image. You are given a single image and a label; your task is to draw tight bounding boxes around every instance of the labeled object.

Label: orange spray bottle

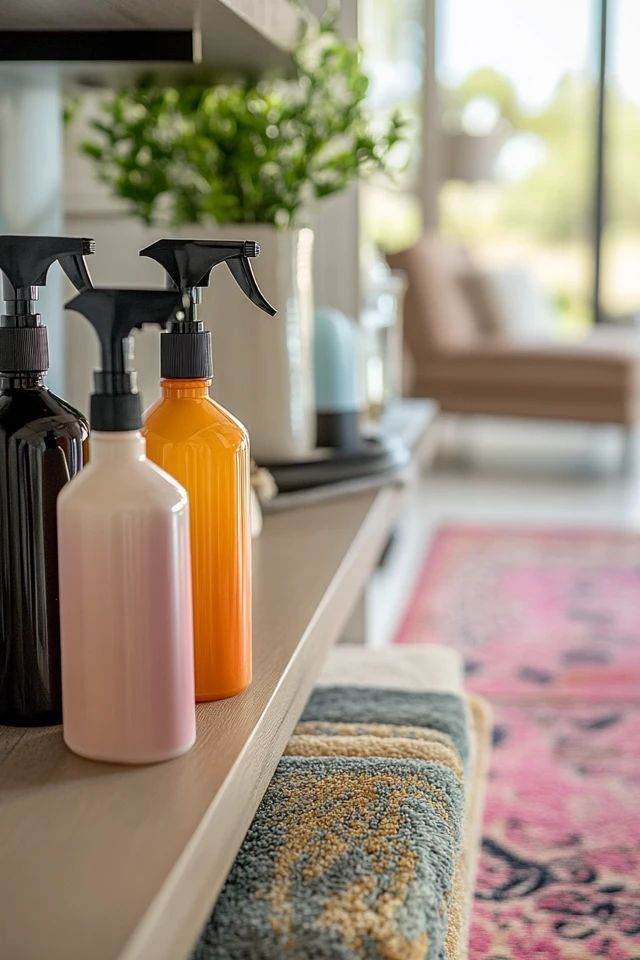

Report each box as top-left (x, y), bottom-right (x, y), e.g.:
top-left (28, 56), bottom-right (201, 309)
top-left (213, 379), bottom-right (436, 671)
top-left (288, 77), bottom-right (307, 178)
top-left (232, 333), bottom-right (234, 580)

top-left (141, 240), bottom-right (276, 701)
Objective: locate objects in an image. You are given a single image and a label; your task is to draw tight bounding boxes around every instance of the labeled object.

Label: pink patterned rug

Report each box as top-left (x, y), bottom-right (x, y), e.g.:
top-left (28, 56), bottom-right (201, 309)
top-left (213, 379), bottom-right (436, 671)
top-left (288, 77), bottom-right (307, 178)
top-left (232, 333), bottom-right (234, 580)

top-left (395, 526), bottom-right (640, 960)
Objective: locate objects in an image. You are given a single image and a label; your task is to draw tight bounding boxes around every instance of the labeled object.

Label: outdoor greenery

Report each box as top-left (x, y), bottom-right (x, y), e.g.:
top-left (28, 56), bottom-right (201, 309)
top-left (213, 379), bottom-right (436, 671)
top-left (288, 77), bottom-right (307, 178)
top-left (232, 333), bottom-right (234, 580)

top-left (442, 68), bottom-right (592, 244)
top-left (443, 66), bottom-right (640, 245)
top-left (80, 7), bottom-right (406, 228)
top-left (439, 67), bottom-right (640, 321)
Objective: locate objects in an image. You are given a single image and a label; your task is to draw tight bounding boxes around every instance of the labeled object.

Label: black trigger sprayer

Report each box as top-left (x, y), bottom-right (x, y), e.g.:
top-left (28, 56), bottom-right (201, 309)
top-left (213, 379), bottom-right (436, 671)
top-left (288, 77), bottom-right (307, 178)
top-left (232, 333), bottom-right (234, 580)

top-left (65, 287), bottom-right (184, 431)
top-left (140, 239), bottom-right (276, 380)
top-left (0, 235), bottom-right (94, 375)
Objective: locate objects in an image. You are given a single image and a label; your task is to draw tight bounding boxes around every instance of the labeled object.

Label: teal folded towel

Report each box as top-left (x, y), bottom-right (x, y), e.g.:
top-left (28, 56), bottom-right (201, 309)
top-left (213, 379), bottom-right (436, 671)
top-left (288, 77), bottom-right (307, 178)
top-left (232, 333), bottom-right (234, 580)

top-left (193, 687), bottom-right (470, 960)
top-left (302, 687), bottom-right (469, 769)
top-left (192, 755), bottom-right (464, 960)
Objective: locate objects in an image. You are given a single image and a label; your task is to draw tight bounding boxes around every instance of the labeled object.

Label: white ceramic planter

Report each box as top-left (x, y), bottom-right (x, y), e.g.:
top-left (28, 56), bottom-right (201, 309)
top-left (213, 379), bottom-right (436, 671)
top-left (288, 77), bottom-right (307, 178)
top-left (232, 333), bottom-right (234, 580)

top-left (201, 224), bottom-right (316, 463)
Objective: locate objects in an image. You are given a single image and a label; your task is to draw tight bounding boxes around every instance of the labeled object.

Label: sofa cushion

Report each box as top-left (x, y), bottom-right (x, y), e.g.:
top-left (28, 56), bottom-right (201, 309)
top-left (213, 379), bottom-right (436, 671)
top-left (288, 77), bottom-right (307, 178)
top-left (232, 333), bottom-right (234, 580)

top-left (416, 342), bottom-right (639, 392)
top-left (460, 266), bottom-right (557, 342)
top-left (411, 340), bottom-right (640, 423)
top-left (387, 236), bottom-right (481, 358)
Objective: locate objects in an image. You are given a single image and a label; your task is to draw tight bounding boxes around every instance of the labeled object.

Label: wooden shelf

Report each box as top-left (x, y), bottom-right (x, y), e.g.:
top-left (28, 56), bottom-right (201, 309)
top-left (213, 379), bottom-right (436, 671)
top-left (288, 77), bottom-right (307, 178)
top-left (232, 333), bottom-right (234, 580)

top-left (0, 0), bottom-right (301, 70)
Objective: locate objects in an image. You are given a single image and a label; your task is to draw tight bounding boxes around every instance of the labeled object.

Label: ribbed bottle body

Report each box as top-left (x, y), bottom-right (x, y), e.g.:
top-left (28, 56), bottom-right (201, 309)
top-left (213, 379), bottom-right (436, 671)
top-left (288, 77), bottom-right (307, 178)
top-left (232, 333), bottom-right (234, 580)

top-left (0, 382), bottom-right (88, 725)
top-left (144, 381), bottom-right (252, 701)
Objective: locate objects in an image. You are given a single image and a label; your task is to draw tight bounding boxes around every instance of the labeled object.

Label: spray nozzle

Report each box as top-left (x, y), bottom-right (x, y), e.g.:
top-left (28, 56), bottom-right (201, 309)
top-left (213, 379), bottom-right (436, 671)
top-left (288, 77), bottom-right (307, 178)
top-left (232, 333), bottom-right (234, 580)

top-left (65, 287), bottom-right (183, 432)
top-left (140, 239), bottom-right (277, 322)
top-left (0, 235), bottom-right (95, 376)
top-left (139, 238), bottom-right (276, 381)
top-left (0, 235), bottom-right (94, 308)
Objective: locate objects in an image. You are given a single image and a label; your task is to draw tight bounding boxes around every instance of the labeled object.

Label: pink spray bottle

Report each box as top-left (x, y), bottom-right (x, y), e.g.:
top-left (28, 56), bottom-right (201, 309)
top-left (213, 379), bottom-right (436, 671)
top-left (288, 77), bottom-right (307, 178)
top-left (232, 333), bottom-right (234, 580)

top-left (57, 288), bottom-right (196, 763)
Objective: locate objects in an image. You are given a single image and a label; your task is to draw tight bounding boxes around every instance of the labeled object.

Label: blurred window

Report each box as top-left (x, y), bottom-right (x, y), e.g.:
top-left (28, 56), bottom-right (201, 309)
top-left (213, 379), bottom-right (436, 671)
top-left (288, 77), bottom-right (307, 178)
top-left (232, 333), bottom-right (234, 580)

top-left (437, 0), bottom-right (595, 335)
top-left (602, 0), bottom-right (640, 322)
top-left (360, 0), bottom-right (425, 250)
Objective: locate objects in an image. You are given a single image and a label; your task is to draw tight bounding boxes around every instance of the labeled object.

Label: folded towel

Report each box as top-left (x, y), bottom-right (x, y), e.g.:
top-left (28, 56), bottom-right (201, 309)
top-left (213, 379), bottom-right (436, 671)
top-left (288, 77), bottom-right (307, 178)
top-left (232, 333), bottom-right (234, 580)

top-left (296, 672), bottom-right (474, 960)
top-left (302, 687), bottom-right (469, 768)
top-left (286, 733), bottom-right (466, 960)
top-left (318, 645), bottom-right (464, 695)
top-left (294, 720), bottom-right (457, 755)
top-left (290, 717), bottom-right (472, 959)
top-left (192, 755), bottom-right (465, 960)
top-left (286, 733), bottom-right (463, 778)
top-left (312, 646), bottom-right (491, 960)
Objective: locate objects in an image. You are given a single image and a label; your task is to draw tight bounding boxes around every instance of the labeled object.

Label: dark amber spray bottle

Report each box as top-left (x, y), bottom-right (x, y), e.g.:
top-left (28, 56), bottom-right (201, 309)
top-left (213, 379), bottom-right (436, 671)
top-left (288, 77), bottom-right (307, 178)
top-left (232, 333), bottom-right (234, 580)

top-left (0, 235), bottom-right (94, 725)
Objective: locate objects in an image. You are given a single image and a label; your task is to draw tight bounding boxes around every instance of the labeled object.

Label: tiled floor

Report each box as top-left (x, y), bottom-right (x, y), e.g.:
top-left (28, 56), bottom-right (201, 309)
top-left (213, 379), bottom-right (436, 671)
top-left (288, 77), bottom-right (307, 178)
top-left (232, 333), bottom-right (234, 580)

top-left (368, 417), bottom-right (640, 648)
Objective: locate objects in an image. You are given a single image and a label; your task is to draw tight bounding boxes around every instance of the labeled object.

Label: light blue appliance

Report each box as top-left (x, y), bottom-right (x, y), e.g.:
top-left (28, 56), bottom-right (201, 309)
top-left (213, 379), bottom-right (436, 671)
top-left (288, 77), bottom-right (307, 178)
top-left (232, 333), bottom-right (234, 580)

top-left (314, 307), bottom-right (362, 449)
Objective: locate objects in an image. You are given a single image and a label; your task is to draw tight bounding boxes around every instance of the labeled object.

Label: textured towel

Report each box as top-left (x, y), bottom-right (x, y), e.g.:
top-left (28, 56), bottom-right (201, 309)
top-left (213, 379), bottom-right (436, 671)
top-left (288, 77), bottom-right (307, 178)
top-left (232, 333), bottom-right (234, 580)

top-left (302, 686), bottom-right (470, 768)
top-left (285, 733), bottom-right (463, 779)
top-left (285, 733), bottom-right (466, 960)
top-left (306, 650), bottom-right (491, 960)
top-left (297, 683), bottom-right (474, 960)
top-left (293, 717), bottom-right (467, 943)
top-left (295, 720), bottom-right (458, 755)
top-left (192, 755), bottom-right (465, 960)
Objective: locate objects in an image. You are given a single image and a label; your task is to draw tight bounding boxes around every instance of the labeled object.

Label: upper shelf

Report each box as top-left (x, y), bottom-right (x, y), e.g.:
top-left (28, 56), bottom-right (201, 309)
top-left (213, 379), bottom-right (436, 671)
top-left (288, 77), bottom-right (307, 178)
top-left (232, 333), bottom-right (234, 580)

top-left (0, 0), bottom-right (302, 71)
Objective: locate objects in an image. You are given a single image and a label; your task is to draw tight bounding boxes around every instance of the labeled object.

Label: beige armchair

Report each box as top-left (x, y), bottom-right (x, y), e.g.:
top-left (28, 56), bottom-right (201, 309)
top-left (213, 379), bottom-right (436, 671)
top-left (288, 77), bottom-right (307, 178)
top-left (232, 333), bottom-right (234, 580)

top-left (387, 236), bottom-right (640, 434)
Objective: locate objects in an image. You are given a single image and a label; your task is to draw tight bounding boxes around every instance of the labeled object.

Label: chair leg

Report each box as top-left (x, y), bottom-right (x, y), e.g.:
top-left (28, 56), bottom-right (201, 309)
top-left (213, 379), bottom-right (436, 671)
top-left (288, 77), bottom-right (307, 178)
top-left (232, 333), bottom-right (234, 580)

top-left (621, 426), bottom-right (636, 476)
top-left (454, 415), bottom-right (476, 469)
top-left (436, 414), bottom-right (475, 469)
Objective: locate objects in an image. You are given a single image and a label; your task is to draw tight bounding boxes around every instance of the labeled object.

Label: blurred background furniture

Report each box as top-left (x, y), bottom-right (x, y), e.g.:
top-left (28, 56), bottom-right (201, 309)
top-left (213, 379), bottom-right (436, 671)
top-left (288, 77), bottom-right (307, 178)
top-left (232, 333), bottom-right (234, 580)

top-left (388, 236), bottom-right (640, 442)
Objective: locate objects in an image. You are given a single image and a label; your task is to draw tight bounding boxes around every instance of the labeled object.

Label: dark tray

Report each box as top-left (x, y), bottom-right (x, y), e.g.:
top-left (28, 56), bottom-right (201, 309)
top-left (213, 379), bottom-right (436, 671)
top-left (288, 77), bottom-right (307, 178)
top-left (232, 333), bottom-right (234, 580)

top-left (261, 435), bottom-right (410, 493)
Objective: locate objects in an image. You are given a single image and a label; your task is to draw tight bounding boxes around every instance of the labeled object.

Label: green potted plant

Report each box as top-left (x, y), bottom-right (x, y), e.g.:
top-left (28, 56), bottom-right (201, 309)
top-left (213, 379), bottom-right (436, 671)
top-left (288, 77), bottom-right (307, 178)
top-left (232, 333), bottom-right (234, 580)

top-left (80, 7), bottom-right (405, 461)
